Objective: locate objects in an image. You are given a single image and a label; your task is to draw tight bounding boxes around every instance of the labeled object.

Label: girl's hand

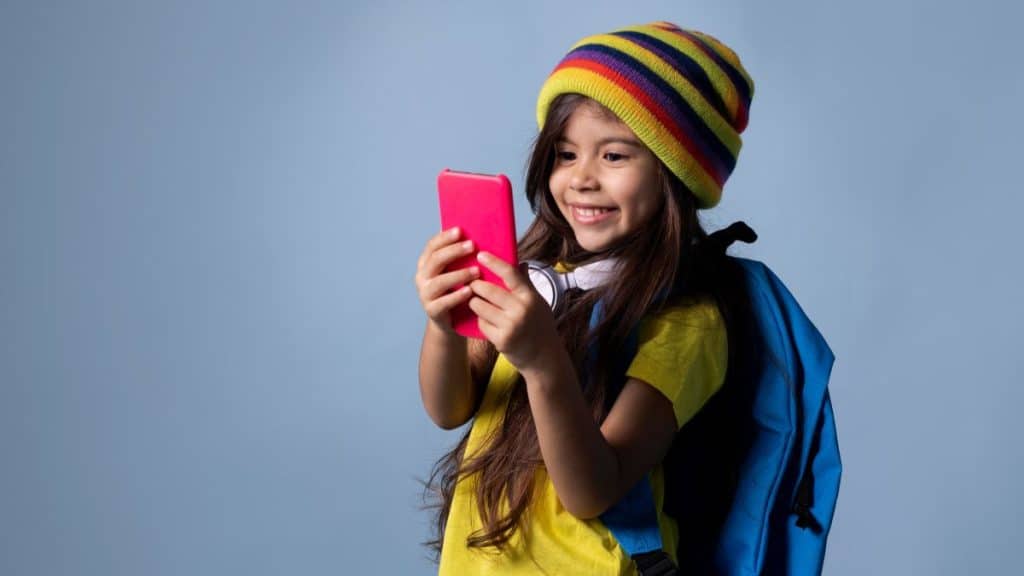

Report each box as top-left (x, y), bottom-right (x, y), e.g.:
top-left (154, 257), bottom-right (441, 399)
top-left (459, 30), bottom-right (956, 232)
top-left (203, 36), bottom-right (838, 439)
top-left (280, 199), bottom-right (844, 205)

top-left (414, 227), bottom-right (481, 336)
top-left (468, 251), bottom-right (562, 372)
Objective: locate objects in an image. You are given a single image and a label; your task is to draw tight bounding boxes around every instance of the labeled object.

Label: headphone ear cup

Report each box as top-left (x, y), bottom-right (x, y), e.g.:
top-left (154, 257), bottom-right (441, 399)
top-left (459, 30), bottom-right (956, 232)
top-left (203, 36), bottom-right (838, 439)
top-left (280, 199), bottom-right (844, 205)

top-left (524, 259), bottom-right (618, 312)
top-left (525, 261), bottom-right (560, 310)
top-left (551, 271), bottom-right (572, 310)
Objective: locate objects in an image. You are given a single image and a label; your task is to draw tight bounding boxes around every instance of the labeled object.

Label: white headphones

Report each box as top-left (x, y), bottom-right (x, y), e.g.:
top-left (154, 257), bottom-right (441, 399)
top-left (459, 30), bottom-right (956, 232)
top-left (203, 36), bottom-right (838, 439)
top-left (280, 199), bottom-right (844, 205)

top-left (525, 259), bottom-right (618, 311)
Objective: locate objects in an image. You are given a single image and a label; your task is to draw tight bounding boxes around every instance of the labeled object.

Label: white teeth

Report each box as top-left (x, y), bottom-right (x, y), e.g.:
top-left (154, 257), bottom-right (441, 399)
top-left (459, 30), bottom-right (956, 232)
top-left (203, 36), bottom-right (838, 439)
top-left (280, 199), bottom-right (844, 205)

top-left (576, 207), bottom-right (610, 216)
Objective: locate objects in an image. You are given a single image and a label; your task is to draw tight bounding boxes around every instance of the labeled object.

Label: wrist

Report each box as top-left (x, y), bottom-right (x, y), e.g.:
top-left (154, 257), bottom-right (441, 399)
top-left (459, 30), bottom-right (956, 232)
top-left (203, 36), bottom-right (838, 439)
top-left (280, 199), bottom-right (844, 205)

top-left (426, 319), bottom-right (465, 344)
top-left (519, 345), bottom-right (574, 388)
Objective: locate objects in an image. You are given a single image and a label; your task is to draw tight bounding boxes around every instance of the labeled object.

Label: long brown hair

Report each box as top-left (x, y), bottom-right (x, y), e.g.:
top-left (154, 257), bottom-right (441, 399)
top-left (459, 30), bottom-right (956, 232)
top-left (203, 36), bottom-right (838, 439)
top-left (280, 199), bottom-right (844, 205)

top-left (423, 94), bottom-right (723, 558)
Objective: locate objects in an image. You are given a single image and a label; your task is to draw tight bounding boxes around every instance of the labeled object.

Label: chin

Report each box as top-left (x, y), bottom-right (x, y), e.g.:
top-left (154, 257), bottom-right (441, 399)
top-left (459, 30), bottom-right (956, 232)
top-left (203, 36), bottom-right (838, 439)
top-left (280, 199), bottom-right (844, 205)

top-left (574, 234), bottom-right (617, 254)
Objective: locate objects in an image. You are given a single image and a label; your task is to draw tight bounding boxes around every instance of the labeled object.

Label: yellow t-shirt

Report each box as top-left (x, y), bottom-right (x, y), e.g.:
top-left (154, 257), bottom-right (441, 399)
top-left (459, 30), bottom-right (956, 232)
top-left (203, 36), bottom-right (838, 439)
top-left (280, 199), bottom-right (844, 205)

top-left (437, 297), bottom-right (728, 575)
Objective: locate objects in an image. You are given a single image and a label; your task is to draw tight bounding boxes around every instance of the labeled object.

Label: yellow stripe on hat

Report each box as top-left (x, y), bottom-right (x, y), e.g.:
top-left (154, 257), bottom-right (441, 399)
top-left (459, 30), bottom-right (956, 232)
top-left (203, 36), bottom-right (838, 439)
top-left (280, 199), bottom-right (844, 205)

top-left (690, 30), bottom-right (755, 96)
top-left (616, 25), bottom-right (746, 136)
top-left (580, 31), bottom-right (742, 157)
top-left (537, 65), bottom-right (722, 207)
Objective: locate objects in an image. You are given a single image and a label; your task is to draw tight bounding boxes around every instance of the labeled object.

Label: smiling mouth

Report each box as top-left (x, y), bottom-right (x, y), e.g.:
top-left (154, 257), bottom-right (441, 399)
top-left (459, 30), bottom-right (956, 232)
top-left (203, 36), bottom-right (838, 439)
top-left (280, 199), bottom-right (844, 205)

top-left (571, 205), bottom-right (618, 224)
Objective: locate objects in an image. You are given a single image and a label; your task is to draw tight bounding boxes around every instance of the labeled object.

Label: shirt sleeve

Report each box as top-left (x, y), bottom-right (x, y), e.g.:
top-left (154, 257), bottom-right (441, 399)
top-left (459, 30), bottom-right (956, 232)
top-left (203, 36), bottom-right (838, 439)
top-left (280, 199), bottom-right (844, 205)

top-left (625, 297), bottom-right (729, 429)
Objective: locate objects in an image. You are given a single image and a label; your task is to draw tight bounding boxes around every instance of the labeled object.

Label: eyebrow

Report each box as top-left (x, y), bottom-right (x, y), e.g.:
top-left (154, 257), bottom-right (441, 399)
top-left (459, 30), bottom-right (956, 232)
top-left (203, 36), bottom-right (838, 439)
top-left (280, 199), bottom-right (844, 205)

top-left (557, 136), bottom-right (643, 148)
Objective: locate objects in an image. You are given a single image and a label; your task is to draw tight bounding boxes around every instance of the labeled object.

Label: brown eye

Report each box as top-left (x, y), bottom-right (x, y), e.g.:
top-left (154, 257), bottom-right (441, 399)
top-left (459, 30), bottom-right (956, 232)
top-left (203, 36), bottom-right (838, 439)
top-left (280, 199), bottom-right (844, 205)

top-left (604, 152), bottom-right (627, 162)
top-left (556, 151), bottom-right (576, 162)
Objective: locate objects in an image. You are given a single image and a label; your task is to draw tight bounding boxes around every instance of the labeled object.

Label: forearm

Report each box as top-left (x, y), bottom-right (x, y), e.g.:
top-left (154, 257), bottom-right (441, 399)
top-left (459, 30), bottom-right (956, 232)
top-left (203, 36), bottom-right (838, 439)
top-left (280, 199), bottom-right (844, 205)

top-left (521, 350), bottom-right (623, 519)
top-left (418, 321), bottom-right (478, 429)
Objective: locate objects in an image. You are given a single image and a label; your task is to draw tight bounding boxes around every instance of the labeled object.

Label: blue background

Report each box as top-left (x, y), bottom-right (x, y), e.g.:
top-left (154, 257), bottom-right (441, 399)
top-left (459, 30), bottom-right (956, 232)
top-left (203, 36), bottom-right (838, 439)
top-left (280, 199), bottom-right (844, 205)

top-left (3, 0), bottom-right (1022, 574)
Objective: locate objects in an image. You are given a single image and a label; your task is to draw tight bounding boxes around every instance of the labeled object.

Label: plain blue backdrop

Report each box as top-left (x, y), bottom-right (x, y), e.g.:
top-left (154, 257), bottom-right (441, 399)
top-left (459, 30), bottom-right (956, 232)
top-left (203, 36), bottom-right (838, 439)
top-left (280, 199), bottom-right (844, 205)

top-left (3, 0), bottom-right (1022, 574)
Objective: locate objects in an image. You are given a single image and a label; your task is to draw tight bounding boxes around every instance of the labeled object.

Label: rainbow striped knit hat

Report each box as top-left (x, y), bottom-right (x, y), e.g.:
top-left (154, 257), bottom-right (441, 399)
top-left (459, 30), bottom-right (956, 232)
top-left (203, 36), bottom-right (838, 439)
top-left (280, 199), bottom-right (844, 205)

top-left (536, 22), bottom-right (754, 209)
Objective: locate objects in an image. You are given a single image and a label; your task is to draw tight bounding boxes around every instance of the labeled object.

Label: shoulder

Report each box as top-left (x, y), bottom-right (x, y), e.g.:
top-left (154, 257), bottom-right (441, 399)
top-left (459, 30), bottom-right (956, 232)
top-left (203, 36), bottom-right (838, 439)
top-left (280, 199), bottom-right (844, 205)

top-left (627, 294), bottom-right (728, 429)
top-left (638, 294), bottom-right (725, 341)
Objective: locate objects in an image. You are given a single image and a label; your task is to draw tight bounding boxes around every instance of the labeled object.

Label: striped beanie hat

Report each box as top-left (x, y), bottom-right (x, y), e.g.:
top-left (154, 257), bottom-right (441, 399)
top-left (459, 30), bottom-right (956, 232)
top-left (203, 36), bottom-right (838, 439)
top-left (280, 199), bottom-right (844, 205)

top-left (536, 22), bottom-right (754, 209)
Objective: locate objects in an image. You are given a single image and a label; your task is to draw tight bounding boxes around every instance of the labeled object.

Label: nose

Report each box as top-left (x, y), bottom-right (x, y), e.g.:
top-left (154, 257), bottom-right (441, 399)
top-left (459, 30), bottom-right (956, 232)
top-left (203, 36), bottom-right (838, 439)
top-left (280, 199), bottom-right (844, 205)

top-left (569, 156), bottom-right (598, 192)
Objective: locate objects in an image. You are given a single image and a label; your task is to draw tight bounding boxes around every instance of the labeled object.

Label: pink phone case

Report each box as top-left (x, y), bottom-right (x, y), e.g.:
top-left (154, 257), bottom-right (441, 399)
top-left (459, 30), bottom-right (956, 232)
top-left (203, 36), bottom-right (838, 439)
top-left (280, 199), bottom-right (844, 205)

top-left (437, 169), bottom-right (518, 339)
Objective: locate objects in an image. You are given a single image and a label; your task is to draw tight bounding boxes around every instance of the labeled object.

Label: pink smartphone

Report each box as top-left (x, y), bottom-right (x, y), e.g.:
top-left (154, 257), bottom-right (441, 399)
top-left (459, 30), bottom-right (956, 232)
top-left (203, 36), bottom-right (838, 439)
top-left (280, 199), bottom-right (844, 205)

top-left (437, 169), bottom-right (518, 339)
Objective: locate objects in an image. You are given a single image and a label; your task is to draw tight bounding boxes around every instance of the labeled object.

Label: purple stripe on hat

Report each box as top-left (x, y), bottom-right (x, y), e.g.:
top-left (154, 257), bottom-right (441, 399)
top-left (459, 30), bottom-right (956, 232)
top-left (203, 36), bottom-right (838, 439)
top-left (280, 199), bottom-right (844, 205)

top-left (674, 29), bottom-right (752, 109)
top-left (614, 30), bottom-right (730, 123)
top-left (567, 46), bottom-right (731, 182)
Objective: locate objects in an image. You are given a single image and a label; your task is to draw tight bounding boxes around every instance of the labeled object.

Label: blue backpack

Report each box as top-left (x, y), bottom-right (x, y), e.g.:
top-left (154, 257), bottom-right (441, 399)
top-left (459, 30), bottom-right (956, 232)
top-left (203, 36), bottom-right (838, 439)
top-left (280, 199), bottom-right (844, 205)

top-left (597, 222), bottom-right (841, 575)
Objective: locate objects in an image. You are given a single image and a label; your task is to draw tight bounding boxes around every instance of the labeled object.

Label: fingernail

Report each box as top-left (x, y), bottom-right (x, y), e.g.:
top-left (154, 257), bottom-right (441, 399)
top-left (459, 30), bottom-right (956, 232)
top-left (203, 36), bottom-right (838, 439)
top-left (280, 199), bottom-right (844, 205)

top-left (463, 240), bottom-right (474, 250)
top-left (478, 251), bottom-right (491, 261)
top-left (470, 266), bottom-right (479, 275)
top-left (448, 227), bottom-right (460, 238)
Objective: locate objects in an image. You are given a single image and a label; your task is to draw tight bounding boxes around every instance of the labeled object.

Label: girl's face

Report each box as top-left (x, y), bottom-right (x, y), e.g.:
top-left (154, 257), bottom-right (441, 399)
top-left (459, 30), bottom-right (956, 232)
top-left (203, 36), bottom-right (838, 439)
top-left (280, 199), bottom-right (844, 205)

top-left (548, 102), bottom-right (663, 253)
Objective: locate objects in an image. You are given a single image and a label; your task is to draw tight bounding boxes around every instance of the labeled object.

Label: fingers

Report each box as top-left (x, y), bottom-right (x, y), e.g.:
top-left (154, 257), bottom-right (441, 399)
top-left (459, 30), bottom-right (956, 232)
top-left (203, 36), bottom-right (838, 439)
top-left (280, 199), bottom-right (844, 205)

top-left (475, 313), bottom-right (499, 342)
top-left (422, 266), bottom-right (480, 303)
top-left (428, 240), bottom-right (475, 277)
top-left (417, 227), bottom-right (467, 274)
top-left (467, 295), bottom-right (504, 326)
top-left (469, 278), bottom-right (518, 310)
top-left (416, 235), bottom-right (476, 294)
top-left (417, 265), bottom-right (477, 331)
top-left (467, 254), bottom-right (560, 370)
top-left (424, 284), bottom-right (474, 320)
top-left (426, 226), bottom-right (461, 254)
top-left (476, 252), bottom-right (528, 293)
top-left (415, 227), bottom-right (484, 331)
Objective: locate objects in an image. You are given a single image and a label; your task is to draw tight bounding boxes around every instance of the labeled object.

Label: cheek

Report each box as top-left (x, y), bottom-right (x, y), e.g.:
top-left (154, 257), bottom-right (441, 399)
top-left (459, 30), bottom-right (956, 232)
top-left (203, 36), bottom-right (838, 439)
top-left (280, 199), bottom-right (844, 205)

top-left (638, 169), bottom-right (664, 214)
top-left (628, 183), bottom-right (664, 225)
top-left (548, 171), bottom-right (568, 204)
top-left (643, 196), bottom-right (665, 223)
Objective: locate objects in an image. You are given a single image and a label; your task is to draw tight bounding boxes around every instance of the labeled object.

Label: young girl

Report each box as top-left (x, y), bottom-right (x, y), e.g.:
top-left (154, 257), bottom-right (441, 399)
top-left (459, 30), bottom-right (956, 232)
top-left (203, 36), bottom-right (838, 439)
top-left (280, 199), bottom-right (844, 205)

top-left (415, 21), bottom-right (754, 575)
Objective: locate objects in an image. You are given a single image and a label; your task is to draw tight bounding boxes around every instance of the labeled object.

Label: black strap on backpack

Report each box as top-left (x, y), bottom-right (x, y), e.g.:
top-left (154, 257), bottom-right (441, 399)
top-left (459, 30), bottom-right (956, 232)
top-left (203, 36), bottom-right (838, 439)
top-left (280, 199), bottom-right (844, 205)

top-left (792, 416), bottom-right (825, 533)
top-left (634, 550), bottom-right (680, 575)
top-left (703, 221), bottom-right (757, 256)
